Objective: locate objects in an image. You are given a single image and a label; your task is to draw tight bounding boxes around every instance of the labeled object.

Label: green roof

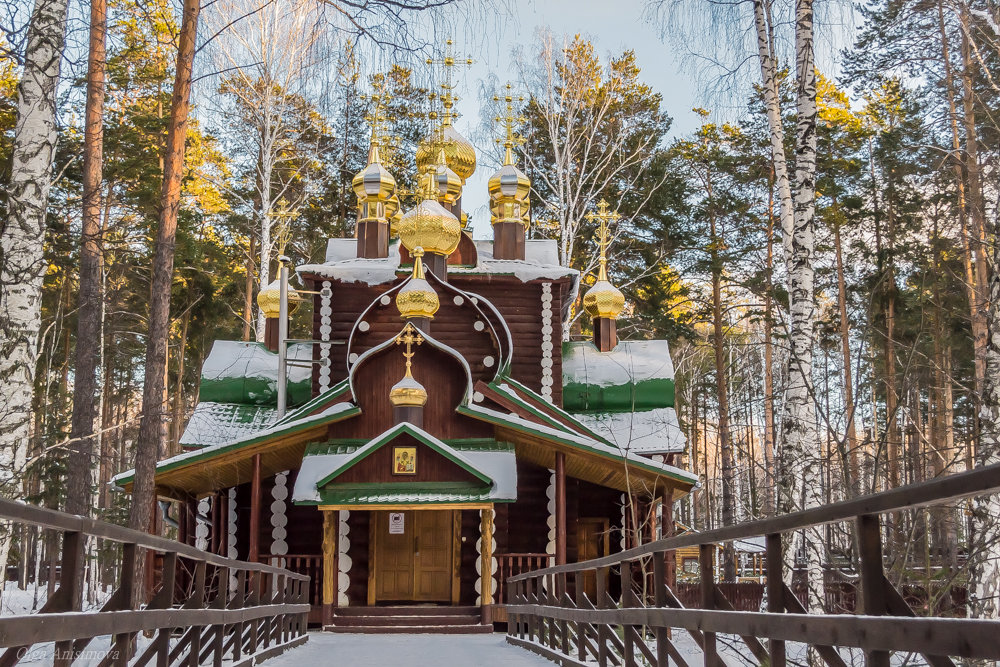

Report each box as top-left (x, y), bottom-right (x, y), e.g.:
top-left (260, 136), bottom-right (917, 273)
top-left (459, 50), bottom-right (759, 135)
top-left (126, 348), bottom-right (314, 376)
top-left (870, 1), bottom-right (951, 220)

top-left (562, 340), bottom-right (675, 413)
top-left (303, 481), bottom-right (502, 506)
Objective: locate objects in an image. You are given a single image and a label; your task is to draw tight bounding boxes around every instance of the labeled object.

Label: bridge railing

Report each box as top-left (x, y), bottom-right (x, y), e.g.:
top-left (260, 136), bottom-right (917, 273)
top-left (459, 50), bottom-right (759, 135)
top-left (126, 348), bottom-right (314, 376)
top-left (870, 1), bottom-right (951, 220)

top-left (506, 463), bottom-right (1000, 667)
top-left (0, 497), bottom-right (310, 667)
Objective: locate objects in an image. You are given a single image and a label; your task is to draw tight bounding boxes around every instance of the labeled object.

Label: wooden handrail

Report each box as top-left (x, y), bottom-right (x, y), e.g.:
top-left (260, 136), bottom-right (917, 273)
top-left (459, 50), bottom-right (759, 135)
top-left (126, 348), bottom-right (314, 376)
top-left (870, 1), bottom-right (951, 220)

top-left (510, 462), bottom-right (1000, 580)
top-left (506, 465), bottom-right (1000, 665)
top-left (0, 497), bottom-right (307, 580)
top-left (0, 499), bottom-right (311, 666)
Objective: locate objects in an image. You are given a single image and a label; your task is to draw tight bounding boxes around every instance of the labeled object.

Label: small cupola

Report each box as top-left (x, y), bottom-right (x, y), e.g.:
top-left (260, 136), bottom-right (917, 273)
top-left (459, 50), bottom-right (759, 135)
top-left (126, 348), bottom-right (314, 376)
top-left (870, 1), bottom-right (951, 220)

top-left (582, 199), bottom-right (625, 352)
top-left (389, 323), bottom-right (428, 426)
top-left (489, 84), bottom-right (530, 260)
top-left (257, 278), bottom-right (298, 352)
top-left (352, 135), bottom-right (397, 259)
top-left (395, 247), bottom-right (439, 329)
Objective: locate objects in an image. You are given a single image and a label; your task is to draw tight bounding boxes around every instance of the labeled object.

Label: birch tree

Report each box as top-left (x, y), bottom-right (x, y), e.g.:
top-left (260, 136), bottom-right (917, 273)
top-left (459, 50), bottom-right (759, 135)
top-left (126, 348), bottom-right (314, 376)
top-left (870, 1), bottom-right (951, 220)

top-left (0, 0), bottom-right (68, 582)
top-left (209, 0), bottom-right (330, 340)
top-left (516, 32), bottom-right (672, 277)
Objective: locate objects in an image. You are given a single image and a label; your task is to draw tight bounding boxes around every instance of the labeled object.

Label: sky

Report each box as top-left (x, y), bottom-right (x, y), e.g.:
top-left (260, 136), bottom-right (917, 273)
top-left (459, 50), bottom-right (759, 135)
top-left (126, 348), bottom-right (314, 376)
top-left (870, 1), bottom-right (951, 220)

top-left (439, 0), bottom-right (703, 240)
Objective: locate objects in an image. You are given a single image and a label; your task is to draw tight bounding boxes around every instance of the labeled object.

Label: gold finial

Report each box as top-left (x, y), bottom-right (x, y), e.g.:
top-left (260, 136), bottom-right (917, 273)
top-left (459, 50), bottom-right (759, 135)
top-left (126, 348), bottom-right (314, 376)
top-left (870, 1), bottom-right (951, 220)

top-left (361, 74), bottom-right (393, 162)
top-left (389, 322), bottom-right (429, 407)
top-left (493, 83), bottom-right (525, 165)
top-left (395, 321), bottom-right (424, 368)
top-left (582, 199), bottom-right (626, 320)
top-left (585, 199), bottom-right (621, 283)
top-left (426, 39), bottom-right (474, 128)
top-left (396, 247), bottom-right (440, 319)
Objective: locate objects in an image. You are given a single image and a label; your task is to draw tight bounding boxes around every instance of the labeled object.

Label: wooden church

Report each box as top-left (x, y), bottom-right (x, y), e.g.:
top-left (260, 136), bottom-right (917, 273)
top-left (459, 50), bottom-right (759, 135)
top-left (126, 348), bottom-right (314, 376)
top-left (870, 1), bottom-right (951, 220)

top-left (115, 76), bottom-right (695, 633)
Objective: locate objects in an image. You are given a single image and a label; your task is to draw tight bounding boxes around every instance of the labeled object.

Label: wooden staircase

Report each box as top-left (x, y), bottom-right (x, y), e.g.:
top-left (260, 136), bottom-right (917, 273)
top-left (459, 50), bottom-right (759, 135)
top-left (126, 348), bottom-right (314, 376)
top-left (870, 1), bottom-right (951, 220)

top-left (324, 605), bottom-right (492, 634)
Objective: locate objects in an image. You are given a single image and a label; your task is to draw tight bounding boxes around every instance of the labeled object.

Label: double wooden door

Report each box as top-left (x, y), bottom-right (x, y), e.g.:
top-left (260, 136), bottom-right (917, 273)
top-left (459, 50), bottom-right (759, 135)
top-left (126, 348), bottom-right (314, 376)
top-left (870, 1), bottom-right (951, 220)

top-left (577, 518), bottom-right (610, 602)
top-left (373, 510), bottom-right (455, 603)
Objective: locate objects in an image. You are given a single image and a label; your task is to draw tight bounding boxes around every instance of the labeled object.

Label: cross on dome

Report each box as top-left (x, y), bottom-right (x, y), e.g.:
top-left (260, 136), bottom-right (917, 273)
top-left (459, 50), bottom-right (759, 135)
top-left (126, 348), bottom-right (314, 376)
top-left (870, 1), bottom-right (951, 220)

top-left (493, 83), bottom-right (525, 165)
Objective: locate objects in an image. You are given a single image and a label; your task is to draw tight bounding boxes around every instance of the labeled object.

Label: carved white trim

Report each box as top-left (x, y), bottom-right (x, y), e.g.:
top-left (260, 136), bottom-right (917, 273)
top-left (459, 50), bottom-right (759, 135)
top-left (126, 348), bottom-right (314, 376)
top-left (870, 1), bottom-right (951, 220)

top-left (319, 280), bottom-right (332, 391)
top-left (475, 508), bottom-right (498, 605)
top-left (338, 510), bottom-right (351, 606)
top-left (195, 497), bottom-right (211, 551)
top-left (620, 493), bottom-right (627, 550)
top-left (270, 471), bottom-right (289, 559)
top-left (540, 283), bottom-right (554, 402)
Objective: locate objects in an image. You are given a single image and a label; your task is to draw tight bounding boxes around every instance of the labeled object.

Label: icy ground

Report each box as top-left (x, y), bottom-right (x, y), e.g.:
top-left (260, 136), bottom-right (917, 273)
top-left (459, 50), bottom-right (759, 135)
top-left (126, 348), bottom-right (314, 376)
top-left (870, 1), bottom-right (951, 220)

top-left (265, 633), bottom-right (557, 667)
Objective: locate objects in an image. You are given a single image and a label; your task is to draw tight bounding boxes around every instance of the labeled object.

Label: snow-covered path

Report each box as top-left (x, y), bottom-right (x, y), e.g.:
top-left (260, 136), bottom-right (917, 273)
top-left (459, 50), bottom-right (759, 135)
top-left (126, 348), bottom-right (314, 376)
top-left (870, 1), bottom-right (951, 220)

top-left (264, 632), bottom-right (557, 666)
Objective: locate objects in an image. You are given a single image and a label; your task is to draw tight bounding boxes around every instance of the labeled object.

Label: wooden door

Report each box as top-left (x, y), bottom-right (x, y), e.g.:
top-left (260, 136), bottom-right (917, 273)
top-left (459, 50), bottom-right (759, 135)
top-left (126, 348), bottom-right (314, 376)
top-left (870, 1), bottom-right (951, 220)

top-left (577, 518), bottom-right (610, 602)
top-left (374, 511), bottom-right (415, 601)
top-left (372, 510), bottom-right (454, 603)
top-left (413, 511), bottom-right (453, 601)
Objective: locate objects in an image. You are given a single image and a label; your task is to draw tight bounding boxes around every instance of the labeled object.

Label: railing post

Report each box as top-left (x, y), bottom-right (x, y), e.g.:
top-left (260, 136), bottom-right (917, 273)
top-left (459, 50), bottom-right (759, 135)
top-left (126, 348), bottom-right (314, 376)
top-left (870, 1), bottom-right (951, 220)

top-left (155, 551), bottom-right (177, 667)
top-left (597, 566), bottom-right (610, 667)
top-left (766, 533), bottom-right (786, 667)
top-left (576, 572), bottom-right (587, 663)
top-left (857, 514), bottom-right (889, 667)
top-left (112, 542), bottom-right (137, 667)
top-left (53, 530), bottom-right (84, 667)
top-left (188, 560), bottom-right (207, 667)
top-left (699, 544), bottom-right (717, 667)
top-left (212, 565), bottom-right (229, 667)
top-left (621, 561), bottom-right (636, 667)
top-left (558, 571), bottom-right (569, 657)
top-left (231, 568), bottom-right (246, 662)
top-left (653, 550), bottom-right (669, 667)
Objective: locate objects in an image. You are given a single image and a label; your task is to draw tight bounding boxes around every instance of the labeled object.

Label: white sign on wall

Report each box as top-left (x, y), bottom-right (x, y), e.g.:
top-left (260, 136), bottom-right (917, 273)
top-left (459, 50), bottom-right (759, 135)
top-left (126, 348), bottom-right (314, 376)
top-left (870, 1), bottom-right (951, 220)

top-left (388, 512), bottom-right (405, 534)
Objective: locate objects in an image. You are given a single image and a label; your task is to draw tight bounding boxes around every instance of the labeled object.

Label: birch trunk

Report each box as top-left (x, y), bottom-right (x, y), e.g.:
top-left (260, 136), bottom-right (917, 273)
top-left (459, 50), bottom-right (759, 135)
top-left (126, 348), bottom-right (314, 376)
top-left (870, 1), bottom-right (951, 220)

top-left (0, 0), bottom-right (69, 588)
top-left (67, 0), bottom-right (107, 518)
top-left (785, 0), bottom-right (823, 618)
top-left (129, 0), bottom-right (201, 533)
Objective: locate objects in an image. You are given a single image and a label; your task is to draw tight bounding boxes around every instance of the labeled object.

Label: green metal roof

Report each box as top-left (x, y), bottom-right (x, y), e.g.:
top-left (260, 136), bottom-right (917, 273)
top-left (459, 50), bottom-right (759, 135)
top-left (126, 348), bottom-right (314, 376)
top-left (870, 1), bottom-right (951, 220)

top-left (303, 481), bottom-right (503, 506)
top-left (562, 340), bottom-right (675, 413)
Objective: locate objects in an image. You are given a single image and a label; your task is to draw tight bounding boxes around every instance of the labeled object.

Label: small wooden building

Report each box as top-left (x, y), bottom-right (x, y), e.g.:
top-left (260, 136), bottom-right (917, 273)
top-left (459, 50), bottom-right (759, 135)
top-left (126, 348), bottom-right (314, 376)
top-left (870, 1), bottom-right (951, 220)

top-left (116, 103), bottom-right (696, 631)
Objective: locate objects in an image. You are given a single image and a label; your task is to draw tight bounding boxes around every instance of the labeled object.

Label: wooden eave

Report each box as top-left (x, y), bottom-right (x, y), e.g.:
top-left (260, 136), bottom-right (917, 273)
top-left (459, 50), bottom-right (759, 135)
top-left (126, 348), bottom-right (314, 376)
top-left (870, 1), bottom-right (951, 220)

top-left (118, 406), bottom-right (361, 500)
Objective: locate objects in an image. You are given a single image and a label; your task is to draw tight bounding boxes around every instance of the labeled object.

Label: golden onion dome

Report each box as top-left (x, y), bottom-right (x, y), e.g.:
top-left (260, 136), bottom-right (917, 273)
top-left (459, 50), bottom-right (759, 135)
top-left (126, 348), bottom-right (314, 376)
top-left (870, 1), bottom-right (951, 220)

top-left (352, 145), bottom-right (396, 202)
top-left (415, 123), bottom-right (477, 182)
top-left (397, 193), bottom-right (462, 256)
top-left (256, 279), bottom-right (299, 319)
top-left (389, 367), bottom-right (428, 407)
top-left (583, 279), bottom-right (625, 319)
top-left (396, 248), bottom-right (439, 320)
top-left (488, 147), bottom-right (531, 203)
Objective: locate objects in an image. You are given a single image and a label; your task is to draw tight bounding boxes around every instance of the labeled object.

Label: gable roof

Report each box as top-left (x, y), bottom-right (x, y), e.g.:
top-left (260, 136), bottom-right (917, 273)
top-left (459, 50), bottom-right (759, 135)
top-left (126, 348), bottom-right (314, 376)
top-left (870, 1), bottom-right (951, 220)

top-left (314, 423), bottom-right (493, 488)
top-left (292, 424), bottom-right (517, 505)
top-left (179, 402), bottom-right (278, 449)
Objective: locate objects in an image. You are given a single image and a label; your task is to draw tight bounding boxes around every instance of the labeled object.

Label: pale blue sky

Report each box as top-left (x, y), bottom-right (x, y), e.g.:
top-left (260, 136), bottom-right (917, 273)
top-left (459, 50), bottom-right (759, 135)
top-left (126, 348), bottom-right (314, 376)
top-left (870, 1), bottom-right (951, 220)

top-left (442, 0), bottom-right (702, 239)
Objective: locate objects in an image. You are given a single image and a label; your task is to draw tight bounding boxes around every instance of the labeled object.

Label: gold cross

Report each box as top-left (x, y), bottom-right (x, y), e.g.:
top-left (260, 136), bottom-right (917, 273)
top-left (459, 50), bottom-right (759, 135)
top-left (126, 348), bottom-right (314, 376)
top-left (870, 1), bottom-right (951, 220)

top-left (493, 83), bottom-right (525, 162)
top-left (270, 198), bottom-right (296, 256)
top-left (584, 199), bottom-right (621, 274)
top-left (362, 74), bottom-right (393, 151)
top-left (425, 39), bottom-right (474, 127)
top-left (395, 322), bottom-right (424, 371)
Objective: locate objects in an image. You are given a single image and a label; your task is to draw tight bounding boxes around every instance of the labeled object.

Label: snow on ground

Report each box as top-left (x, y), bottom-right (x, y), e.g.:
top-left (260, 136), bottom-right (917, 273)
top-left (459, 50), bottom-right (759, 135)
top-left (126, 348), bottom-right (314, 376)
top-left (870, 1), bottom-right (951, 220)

top-left (265, 633), bottom-right (557, 667)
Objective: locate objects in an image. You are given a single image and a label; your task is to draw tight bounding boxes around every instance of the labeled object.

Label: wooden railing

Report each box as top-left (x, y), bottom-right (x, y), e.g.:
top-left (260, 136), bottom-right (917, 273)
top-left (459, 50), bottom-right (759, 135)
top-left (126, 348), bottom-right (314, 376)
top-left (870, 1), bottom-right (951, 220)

top-left (259, 555), bottom-right (322, 607)
top-left (506, 463), bottom-right (1000, 667)
top-left (496, 553), bottom-right (552, 609)
top-left (0, 498), bottom-right (310, 667)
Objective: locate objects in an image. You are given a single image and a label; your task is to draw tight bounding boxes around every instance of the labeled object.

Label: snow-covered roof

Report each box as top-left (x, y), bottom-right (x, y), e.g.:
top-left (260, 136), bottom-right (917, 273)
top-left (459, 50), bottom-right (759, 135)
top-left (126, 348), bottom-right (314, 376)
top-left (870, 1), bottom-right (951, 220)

top-left (562, 340), bottom-right (677, 413)
top-left (292, 423), bottom-right (517, 505)
top-left (459, 402), bottom-right (696, 486)
top-left (113, 401), bottom-right (360, 487)
top-left (299, 237), bottom-right (578, 285)
top-left (199, 340), bottom-right (313, 406)
top-left (179, 401), bottom-right (278, 449)
top-left (572, 407), bottom-right (685, 455)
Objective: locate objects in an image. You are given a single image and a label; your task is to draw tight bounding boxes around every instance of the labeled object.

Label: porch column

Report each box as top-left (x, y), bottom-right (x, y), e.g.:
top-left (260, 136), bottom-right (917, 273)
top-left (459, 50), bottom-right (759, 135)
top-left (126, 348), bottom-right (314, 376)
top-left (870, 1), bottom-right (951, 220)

top-left (480, 506), bottom-right (494, 625)
top-left (555, 452), bottom-right (567, 566)
top-left (322, 510), bottom-right (339, 626)
top-left (249, 454), bottom-right (262, 563)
